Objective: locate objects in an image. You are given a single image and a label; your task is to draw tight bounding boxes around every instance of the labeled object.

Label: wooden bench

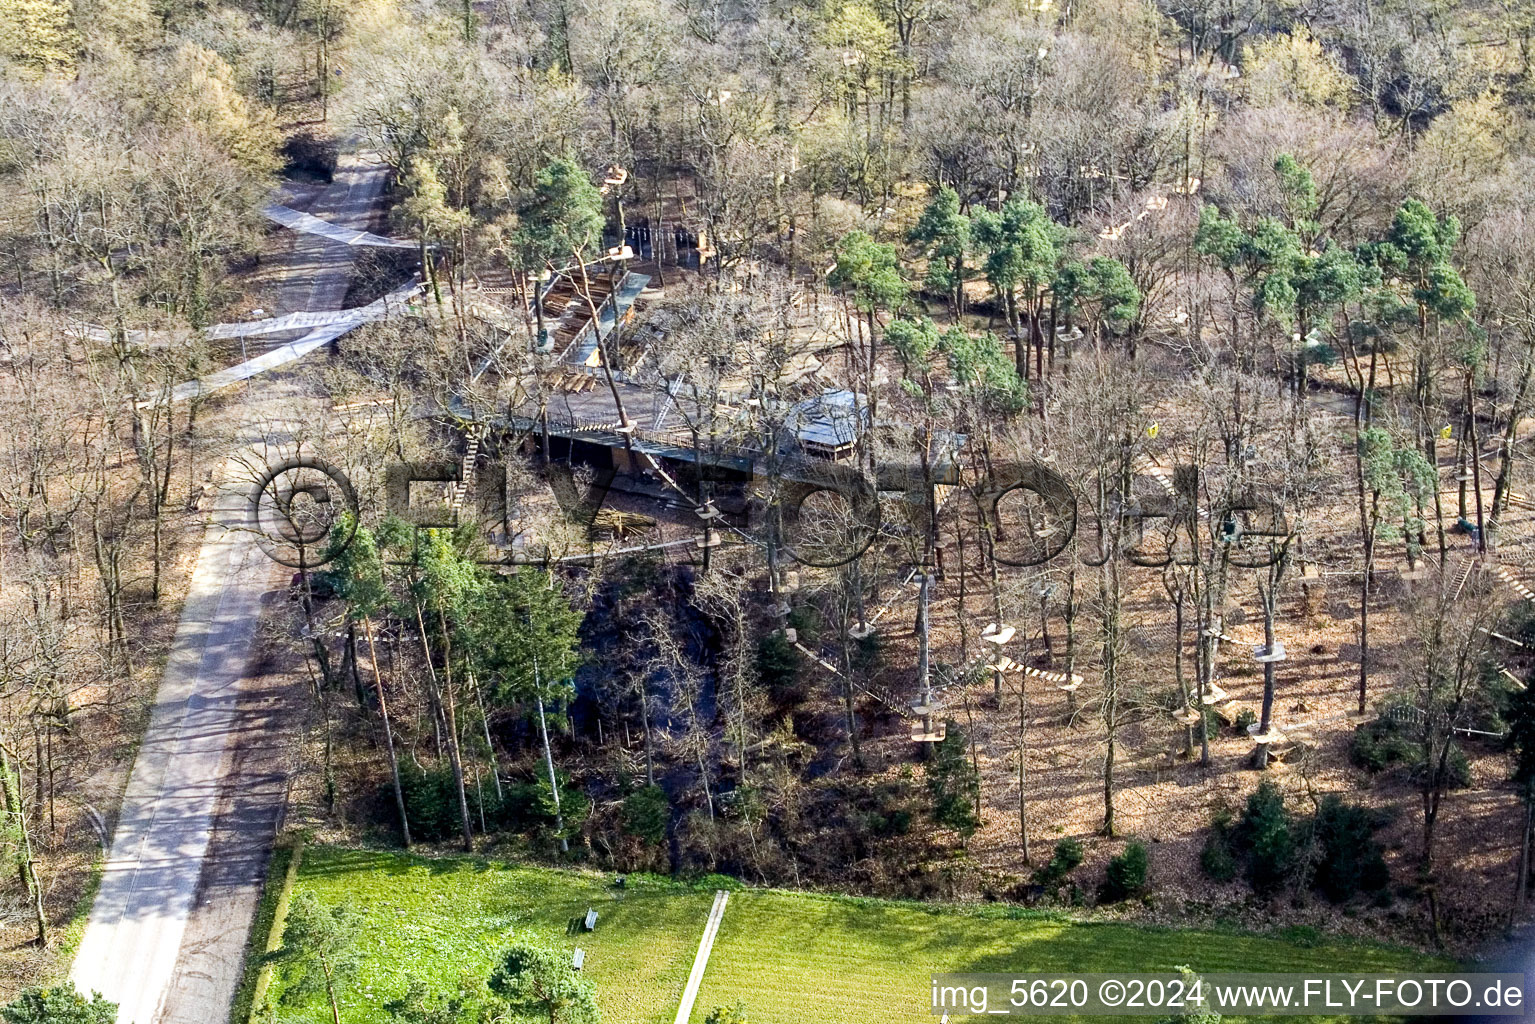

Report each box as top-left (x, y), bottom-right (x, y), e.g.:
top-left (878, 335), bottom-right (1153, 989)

top-left (584, 908), bottom-right (598, 931)
top-left (572, 947), bottom-right (586, 970)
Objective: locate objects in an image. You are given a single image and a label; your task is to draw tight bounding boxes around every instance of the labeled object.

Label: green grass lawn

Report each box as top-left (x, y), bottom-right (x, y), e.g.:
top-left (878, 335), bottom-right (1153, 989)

top-left (270, 847), bottom-right (715, 1024)
top-left (267, 846), bottom-right (1449, 1024)
top-left (693, 891), bottom-right (1445, 1023)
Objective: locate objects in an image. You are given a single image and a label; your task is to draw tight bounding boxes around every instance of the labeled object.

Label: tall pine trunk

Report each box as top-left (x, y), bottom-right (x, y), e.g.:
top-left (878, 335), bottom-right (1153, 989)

top-left (363, 616), bottom-right (411, 847)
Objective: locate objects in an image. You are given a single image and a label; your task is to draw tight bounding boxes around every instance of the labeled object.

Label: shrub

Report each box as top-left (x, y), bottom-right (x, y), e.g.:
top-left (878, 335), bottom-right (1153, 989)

top-left (499, 779), bottom-right (559, 831)
top-left (705, 1002), bottom-right (749, 1024)
top-left (396, 764), bottom-right (583, 843)
top-left (1035, 837), bottom-right (1085, 885)
top-left (397, 763), bottom-right (465, 842)
top-left (1233, 708), bottom-right (1258, 734)
top-left (786, 604), bottom-right (821, 643)
top-left (1234, 780), bottom-right (1294, 895)
top-left (1, 985), bottom-right (116, 1024)
top-left (927, 722), bottom-right (980, 841)
top-left (1501, 603), bottom-right (1535, 649)
top-left (755, 631), bottom-right (804, 704)
top-left (861, 808), bottom-right (913, 838)
top-left (1308, 796), bottom-right (1389, 902)
top-left (1101, 841), bottom-right (1149, 902)
top-left (533, 770), bottom-right (591, 841)
top-left (855, 779), bottom-right (915, 839)
top-left (1350, 716), bottom-right (1416, 772)
top-left (1156, 966), bottom-right (1220, 1024)
top-left (1353, 714), bottom-right (1472, 789)
top-left (722, 785), bottom-right (765, 824)
top-left (622, 784), bottom-right (669, 845)
top-left (1200, 831), bottom-right (1237, 883)
top-left (1409, 743), bottom-right (1473, 789)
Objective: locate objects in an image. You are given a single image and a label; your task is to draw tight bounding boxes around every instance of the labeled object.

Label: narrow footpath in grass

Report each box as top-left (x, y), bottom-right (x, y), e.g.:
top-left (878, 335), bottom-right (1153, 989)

top-left (263, 846), bottom-right (1452, 1024)
top-left (672, 890), bottom-right (729, 1024)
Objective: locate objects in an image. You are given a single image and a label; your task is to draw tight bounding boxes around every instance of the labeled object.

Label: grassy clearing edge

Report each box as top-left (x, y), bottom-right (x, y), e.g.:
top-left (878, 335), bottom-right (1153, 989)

top-left (298, 844), bottom-right (1454, 968)
top-left (684, 882), bottom-right (1458, 968)
top-left (231, 834), bottom-right (304, 1024)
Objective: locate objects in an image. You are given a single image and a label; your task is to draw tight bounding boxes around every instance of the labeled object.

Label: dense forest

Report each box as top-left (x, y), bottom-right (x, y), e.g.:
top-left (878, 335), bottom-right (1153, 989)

top-left (8, 0), bottom-right (1535, 1007)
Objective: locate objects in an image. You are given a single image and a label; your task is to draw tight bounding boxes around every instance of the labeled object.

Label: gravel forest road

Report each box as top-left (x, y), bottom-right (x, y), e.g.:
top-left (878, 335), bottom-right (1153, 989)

top-left (70, 154), bottom-right (391, 1024)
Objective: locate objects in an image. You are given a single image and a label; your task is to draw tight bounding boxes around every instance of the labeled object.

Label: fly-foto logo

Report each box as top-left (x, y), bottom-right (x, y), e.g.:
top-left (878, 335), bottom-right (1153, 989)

top-left (246, 456), bottom-right (359, 569)
top-left (247, 451), bottom-right (1291, 572)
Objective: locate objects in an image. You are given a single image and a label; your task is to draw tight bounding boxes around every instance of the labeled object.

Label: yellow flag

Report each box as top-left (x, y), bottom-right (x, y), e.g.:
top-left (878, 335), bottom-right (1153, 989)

top-left (1147, 422), bottom-right (1160, 439)
top-left (1439, 424), bottom-right (1453, 440)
